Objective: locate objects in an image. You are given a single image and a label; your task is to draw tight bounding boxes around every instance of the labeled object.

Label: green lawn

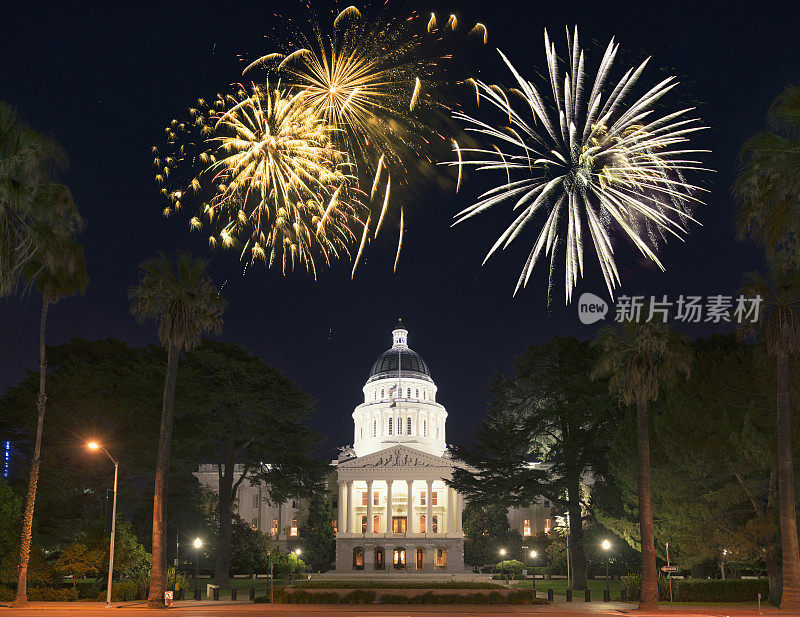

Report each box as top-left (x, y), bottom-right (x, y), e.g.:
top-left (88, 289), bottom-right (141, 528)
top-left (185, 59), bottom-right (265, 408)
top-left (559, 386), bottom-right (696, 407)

top-left (513, 578), bottom-right (623, 599)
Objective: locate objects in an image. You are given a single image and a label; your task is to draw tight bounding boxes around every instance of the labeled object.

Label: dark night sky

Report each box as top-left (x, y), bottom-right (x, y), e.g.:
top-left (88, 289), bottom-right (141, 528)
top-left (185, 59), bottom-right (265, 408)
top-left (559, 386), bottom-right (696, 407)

top-left (1, 1), bottom-right (798, 460)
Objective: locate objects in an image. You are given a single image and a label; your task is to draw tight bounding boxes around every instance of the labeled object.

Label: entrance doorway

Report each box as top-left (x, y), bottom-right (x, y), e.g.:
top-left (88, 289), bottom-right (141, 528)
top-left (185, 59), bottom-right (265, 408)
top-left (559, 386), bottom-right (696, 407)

top-left (416, 548), bottom-right (426, 570)
top-left (393, 547), bottom-right (406, 569)
top-left (375, 548), bottom-right (384, 570)
top-left (392, 516), bottom-right (407, 533)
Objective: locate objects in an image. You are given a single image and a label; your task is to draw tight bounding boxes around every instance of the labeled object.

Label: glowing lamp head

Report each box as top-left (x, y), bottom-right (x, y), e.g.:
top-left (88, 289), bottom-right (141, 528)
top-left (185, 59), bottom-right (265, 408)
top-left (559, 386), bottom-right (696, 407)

top-left (531, 550), bottom-right (537, 558)
top-left (193, 538), bottom-right (202, 549)
top-left (87, 442), bottom-right (99, 450)
top-left (602, 539), bottom-right (611, 551)
top-left (294, 548), bottom-right (301, 556)
top-left (499, 549), bottom-right (506, 557)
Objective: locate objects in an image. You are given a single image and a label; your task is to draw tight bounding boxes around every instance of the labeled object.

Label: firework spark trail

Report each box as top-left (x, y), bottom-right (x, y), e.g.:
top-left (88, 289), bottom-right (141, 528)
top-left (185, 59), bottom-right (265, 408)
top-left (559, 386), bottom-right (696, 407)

top-left (154, 83), bottom-right (366, 277)
top-left (449, 27), bottom-right (709, 304)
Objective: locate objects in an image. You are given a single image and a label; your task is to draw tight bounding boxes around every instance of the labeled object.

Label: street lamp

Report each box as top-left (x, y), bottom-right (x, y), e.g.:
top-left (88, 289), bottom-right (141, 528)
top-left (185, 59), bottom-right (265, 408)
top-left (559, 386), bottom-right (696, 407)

top-left (193, 538), bottom-right (203, 599)
top-left (88, 442), bottom-right (117, 609)
top-left (531, 550), bottom-right (537, 598)
top-left (499, 549), bottom-right (507, 584)
top-left (602, 540), bottom-right (611, 595)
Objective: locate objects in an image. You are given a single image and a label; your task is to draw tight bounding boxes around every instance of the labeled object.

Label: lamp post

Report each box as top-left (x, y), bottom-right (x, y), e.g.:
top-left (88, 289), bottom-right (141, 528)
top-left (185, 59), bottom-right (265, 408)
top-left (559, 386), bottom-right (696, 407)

top-left (193, 538), bottom-right (202, 599)
top-left (88, 442), bottom-right (117, 609)
top-left (531, 550), bottom-right (537, 598)
top-left (602, 539), bottom-right (611, 596)
top-left (499, 549), bottom-right (507, 584)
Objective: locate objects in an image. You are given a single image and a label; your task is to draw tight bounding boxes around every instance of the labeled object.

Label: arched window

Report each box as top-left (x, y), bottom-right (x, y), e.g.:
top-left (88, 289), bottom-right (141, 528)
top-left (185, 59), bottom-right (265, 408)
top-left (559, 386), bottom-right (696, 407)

top-left (374, 547), bottom-right (384, 570)
top-left (290, 517), bottom-right (298, 537)
top-left (407, 417), bottom-right (412, 434)
top-left (393, 547), bottom-right (406, 570)
top-left (423, 390), bottom-right (427, 400)
top-left (353, 547), bottom-right (364, 570)
top-left (415, 388), bottom-right (419, 398)
top-left (361, 515), bottom-right (367, 533)
top-left (398, 418), bottom-right (403, 434)
top-left (373, 420), bottom-right (377, 437)
top-left (416, 548), bottom-right (426, 570)
top-left (388, 417), bottom-right (393, 435)
top-left (381, 388), bottom-right (385, 398)
top-left (373, 514), bottom-right (380, 533)
top-left (407, 387), bottom-right (411, 398)
top-left (435, 547), bottom-right (447, 570)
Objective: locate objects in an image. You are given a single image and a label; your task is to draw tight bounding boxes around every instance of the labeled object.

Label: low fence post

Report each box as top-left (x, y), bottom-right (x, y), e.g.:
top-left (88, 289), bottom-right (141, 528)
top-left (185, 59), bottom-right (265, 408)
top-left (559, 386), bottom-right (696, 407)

top-left (231, 587), bottom-right (237, 601)
top-left (213, 586), bottom-right (219, 601)
top-left (249, 587), bottom-right (255, 601)
top-left (566, 588), bottom-right (572, 602)
top-left (547, 588), bottom-right (554, 601)
top-left (585, 588), bottom-right (591, 602)
top-left (620, 588), bottom-right (627, 602)
top-left (603, 588), bottom-right (610, 602)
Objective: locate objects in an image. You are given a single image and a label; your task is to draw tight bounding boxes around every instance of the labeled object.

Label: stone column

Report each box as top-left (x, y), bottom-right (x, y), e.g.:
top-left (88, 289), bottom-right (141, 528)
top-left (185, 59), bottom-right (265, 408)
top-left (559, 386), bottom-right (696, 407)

top-left (406, 480), bottom-right (413, 533)
top-left (366, 480), bottom-right (373, 536)
top-left (426, 480), bottom-right (433, 535)
top-left (337, 482), bottom-right (345, 536)
top-left (386, 480), bottom-right (393, 533)
top-left (449, 488), bottom-right (457, 533)
top-left (456, 492), bottom-right (464, 533)
top-left (346, 481), bottom-right (354, 534)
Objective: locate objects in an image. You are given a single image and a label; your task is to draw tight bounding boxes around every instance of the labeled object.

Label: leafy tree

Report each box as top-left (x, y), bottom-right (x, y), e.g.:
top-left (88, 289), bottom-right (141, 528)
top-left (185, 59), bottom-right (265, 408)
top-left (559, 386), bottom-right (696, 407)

top-left (129, 252), bottom-right (224, 608)
top-left (300, 491), bottom-right (335, 572)
top-left (229, 515), bottom-right (272, 576)
top-left (462, 503), bottom-right (516, 569)
top-left (593, 322), bottom-right (691, 610)
top-left (54, 543), bottom-right (103, 583)
top-left (179, 341), bottom-right (328, 587)
top-left (451, 337), bottom-right (614, 589)
top-left (271, 550), bottom-right (305, 579)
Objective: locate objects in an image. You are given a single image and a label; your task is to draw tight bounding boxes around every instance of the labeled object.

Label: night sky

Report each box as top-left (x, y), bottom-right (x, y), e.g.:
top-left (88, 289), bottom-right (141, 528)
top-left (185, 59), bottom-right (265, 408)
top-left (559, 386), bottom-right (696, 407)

top-left (2, 1), bottom-right (798, 460)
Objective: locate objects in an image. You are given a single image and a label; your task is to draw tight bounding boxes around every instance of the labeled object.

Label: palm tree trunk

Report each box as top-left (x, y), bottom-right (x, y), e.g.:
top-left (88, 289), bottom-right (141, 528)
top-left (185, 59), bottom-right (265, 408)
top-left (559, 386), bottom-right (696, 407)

top-left (147, 342), bottom-right (180, 608)
top-left (776, 352), bottom-right (800, 611)
top-left (12, 299), bottom-right (49, 607)
top-left (636, 397), bottom-right (659, 611)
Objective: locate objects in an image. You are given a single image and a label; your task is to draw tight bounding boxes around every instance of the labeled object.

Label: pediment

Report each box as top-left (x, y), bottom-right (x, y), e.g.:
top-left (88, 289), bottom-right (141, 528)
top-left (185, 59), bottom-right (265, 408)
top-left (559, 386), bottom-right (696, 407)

top-left (338, 445), bottom-right (452, 470)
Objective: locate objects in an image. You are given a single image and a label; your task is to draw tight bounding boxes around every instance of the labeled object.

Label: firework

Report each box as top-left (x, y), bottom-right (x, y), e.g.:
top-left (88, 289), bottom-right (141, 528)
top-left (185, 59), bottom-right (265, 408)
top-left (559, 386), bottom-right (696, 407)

top-left (244, 4), bottom-right (487, 275)
top-left (450, 27), bottom-right (709, 303)
top-left (154, 84), bottom-right (365, 277)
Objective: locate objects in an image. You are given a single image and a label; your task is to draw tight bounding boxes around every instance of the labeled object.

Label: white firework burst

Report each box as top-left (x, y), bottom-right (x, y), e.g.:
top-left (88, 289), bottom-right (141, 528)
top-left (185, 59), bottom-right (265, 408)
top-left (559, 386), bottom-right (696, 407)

top-left (451, 27), bottom-right (709, 303)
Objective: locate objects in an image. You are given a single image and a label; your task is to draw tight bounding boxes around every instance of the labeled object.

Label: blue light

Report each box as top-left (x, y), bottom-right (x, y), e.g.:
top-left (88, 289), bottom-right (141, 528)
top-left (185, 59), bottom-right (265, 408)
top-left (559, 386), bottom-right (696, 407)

top-left (3, 441), bottom-right (9, 478)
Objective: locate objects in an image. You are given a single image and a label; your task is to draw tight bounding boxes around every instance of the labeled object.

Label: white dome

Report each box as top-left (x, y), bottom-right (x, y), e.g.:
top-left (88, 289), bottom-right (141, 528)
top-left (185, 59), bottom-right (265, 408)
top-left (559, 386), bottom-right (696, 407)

top-left (352, 325), bottom-right (448, 457)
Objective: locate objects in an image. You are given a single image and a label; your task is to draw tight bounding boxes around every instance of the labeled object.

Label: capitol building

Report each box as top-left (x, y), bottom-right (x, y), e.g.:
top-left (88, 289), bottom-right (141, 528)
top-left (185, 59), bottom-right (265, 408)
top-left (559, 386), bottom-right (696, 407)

top-left (196, 322), bottom-right (554, 573)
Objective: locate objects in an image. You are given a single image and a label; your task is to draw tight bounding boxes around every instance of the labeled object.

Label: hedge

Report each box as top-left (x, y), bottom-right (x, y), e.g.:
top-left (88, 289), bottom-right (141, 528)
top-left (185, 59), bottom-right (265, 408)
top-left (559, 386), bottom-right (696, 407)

top-left (292, 580), bottom-right (504, 589)
top-left (254, 589), bottom-right (548, 604)
top-left (0, 586), bottom-right (80, 601)
top-left (97, 580), bottom-right (140, 602)
top-left (621, 575), bottom-right (768, 602)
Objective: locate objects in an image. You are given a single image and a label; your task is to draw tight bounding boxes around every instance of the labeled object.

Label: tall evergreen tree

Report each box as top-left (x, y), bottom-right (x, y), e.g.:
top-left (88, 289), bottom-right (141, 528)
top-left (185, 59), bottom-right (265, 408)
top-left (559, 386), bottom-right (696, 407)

top-left (450, 337), bottom-right (614, 589)
top-left (300, 490), bottom-right (336, 572)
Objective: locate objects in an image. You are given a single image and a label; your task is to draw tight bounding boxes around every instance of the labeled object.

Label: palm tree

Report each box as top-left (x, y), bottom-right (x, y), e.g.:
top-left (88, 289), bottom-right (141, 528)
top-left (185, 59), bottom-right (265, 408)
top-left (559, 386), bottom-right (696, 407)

top-left (734, 84), bottom-right (800, 612)
top-left (733, 85), bottom-right (800, 264)
top-left (740, 266), bottom-right (800, 611)
top-left (592, 322), bottom-right (691, 611)
top-left (129, 252), bottom-right (224, 608)
top-left (0, 101), bottom-right (67, 295)
top-left (12, 192), bottom-right (87, 607)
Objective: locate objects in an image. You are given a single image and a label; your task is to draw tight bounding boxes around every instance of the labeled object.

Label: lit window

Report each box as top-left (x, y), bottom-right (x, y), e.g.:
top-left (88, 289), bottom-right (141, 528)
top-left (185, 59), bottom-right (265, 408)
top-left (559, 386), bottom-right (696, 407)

top-left (432, 516), bottom-right (438, 533)
top-left (419, 515), bottom-right (426, 533)
top-left (432, 491), bottom-right (438, 506)
top-left (361, 516), bottom-right (367, 533)
top-left (333, 519), bottom-right (337, 533)
top-left (251, 518), bottom-right (258, 530)
top-left (388, 418), bottom-right (393, 435)
top-left (373, 491), bottom-right (379, 506)
top-left (523, 519), bottom-right (531, 536)
top-left (362, 491), bottom-right (368, 506)
top-left (373, 420), bottom-right (377, 437)
top-left (544, 518), bottom-right (551, 533)
top-left (354, 547), bottom-right (364, 569)
top-left (420, 492), bottom-right (426, 506)
top-left (407, 417), bottom-right (412, 434)
top-left (271, 519), bottom-right (278, 536)
top-left (436, 548), bottom-right (445, 567)
top-left (290, 517), bottom-right (298, 537)
top-left (373, 515), bottom-right (380, 533)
